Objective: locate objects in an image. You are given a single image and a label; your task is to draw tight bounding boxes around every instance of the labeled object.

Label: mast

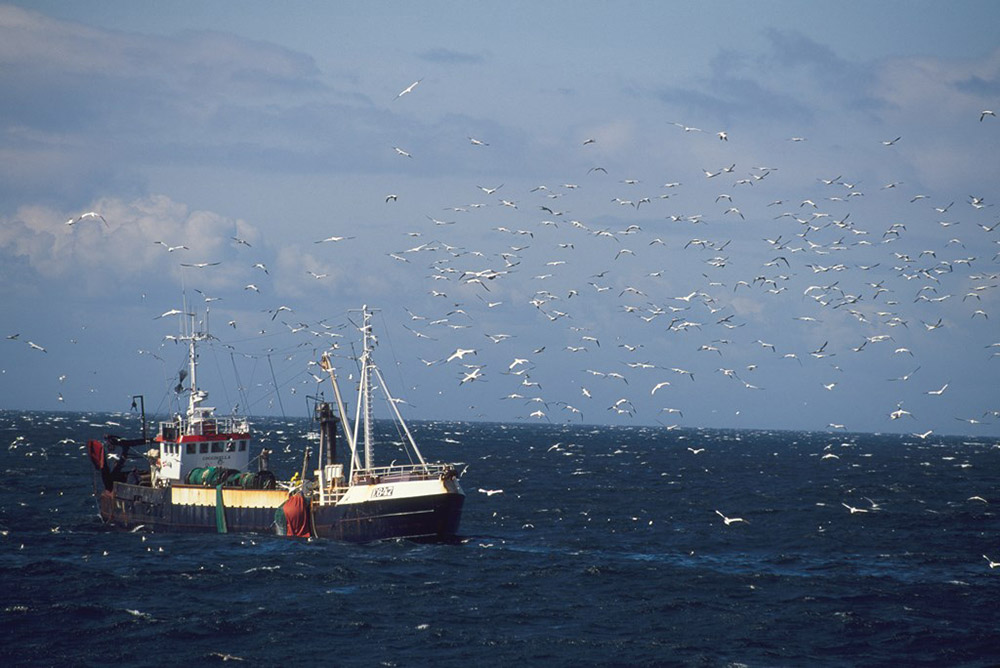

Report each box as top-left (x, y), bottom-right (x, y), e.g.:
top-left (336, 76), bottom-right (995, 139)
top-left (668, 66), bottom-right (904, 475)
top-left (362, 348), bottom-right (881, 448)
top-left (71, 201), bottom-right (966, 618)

top-left (187, 314), bottom-right (198, 417)
top-left (185, 312), bottom-right (209, 418)
top-left (361, 305), bottom-right (375, 471)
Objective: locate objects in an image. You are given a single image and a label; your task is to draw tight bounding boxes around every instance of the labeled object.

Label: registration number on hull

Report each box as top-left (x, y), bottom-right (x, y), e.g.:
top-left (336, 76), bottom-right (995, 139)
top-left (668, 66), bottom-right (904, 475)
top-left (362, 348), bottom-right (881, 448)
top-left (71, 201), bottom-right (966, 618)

top-left (372, 486), bottom-right (395, 499)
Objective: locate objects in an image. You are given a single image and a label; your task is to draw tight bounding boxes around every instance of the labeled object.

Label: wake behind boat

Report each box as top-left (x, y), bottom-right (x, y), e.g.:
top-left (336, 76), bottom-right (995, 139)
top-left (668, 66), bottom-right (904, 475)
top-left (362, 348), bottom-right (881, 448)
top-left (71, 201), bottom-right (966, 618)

top-left (88, 305), bottom-right (465, 542)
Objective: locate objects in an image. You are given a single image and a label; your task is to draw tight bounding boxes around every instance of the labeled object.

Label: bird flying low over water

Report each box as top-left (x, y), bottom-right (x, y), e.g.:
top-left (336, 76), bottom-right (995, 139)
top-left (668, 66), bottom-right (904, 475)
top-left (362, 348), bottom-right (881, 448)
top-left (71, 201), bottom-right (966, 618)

top-left (715, 510), bottom-right (745, 525)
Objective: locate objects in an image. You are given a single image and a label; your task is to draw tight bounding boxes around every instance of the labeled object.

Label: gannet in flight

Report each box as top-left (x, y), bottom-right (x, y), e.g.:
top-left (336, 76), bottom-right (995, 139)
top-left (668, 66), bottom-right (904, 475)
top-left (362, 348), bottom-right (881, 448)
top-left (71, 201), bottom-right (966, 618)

top-left (395, 79), bottom-right (421, 99)
top-left (715, 510), bottom-right (745, 525)
top-left (446, 348), bottom-right (476, 363)
top-left (66, 211), bottom-right (108, 227)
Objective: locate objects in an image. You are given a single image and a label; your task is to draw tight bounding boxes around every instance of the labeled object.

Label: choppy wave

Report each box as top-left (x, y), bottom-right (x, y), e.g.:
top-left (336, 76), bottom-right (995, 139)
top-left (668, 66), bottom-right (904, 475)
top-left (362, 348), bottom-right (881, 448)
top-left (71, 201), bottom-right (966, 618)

top-left (1, 410), bottom-right (998, 665)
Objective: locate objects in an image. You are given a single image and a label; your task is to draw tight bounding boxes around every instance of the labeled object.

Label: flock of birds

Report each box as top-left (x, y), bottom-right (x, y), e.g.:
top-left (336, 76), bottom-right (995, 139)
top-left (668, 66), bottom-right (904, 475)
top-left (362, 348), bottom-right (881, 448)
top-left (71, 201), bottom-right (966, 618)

top-left (7, 79), bottom-right (999, 440)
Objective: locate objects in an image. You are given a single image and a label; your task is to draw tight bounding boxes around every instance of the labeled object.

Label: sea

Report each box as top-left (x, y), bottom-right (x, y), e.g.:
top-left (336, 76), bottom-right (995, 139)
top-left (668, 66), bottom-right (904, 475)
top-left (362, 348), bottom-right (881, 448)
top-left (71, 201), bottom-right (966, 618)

top-left (1, 409), bottom-right (998, 667)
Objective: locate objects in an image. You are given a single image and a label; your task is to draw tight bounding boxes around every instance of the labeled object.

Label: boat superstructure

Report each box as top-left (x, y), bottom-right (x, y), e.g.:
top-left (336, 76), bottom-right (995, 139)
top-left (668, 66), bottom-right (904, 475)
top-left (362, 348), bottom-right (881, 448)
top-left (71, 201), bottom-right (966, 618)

top-left (153, 313), bottom-right (252, 485)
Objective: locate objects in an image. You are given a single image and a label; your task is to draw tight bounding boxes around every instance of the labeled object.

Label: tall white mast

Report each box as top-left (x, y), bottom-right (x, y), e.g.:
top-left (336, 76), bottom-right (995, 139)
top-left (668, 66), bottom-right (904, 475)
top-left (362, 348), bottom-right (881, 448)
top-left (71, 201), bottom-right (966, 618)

top-left (361, 305), bottom-right (375, 470)
top-left (182, 308), bottom-right (208, 419)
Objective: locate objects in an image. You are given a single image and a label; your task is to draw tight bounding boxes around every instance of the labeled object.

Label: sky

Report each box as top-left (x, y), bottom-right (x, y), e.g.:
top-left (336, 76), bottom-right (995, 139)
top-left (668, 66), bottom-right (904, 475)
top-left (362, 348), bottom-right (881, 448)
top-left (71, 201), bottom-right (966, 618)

top-left (1, 1), bottom-right (998, 437)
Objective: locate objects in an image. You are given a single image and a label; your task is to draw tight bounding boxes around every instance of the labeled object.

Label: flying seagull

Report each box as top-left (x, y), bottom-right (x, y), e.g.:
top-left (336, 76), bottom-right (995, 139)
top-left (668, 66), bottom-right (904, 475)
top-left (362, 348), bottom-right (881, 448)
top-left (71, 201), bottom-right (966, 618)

top-left (66, 211), bottom-right (108, 227)
top-left (715, 510), bottom-right (745, 526)
top-left (395, 79), bottom-right (422, 99)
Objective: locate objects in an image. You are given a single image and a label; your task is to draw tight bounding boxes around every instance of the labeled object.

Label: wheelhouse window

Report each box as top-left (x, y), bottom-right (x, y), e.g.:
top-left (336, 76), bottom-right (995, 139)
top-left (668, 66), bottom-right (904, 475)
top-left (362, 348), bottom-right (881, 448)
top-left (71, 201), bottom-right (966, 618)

top-left (239, 440), bottom-right (247, 452)
top-left (187, 443), bottom-right (196, 455)
top-left (199, 443), bottom-right (208, 454)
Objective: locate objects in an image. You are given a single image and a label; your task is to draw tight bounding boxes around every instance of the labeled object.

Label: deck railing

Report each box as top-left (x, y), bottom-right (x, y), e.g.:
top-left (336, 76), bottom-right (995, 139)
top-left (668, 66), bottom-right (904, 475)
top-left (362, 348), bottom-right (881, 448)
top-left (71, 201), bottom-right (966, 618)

top-left (157, 415), bottom-right (250, 440)
top-left (352, 462), bottom-right (457, 484)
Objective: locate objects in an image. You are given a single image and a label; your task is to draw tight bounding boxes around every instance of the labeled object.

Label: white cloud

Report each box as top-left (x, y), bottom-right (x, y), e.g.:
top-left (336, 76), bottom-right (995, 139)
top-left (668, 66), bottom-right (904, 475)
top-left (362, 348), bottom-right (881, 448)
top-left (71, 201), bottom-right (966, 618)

top-left (0, 194), bottom-right (257, 294)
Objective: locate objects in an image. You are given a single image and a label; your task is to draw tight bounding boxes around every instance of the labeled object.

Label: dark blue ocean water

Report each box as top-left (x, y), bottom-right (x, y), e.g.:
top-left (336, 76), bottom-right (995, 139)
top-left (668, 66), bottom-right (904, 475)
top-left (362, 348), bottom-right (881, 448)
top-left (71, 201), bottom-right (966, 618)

top-left (1, 410), bottom-right (998, 666)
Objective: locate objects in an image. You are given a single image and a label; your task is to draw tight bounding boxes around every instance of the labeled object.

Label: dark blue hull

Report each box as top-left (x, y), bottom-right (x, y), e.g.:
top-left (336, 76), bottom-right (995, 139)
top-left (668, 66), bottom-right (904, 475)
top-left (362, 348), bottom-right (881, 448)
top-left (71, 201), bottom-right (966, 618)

top-left (97, 482), bottom-right (464, 543)
top-left (311, 492), bottom-right (465, 542)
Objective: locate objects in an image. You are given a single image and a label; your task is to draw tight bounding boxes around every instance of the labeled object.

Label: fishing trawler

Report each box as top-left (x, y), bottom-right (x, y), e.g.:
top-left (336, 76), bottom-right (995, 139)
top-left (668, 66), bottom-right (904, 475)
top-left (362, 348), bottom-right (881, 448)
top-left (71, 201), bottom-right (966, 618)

top-left (88, 306), bottom-right (465, 542)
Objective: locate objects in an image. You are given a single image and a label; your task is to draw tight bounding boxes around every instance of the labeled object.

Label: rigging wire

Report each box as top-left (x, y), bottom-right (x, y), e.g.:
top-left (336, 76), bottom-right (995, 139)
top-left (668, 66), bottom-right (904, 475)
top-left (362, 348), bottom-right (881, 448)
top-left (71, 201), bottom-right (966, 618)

top-left (377, 309), bottom-right (411, 412)
top-left (267, 354), bottom-right (286, 419)
top-left (207, 340), bottom-right (234, 415)
top-left (229, 352), bottom-right (251, 420)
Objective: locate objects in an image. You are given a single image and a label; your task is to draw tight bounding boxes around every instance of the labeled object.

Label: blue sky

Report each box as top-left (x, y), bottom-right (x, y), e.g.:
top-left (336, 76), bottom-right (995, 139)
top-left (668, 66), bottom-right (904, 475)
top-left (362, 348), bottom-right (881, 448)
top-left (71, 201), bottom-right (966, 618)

top-left (1, 1), bottom-right (998, 437)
